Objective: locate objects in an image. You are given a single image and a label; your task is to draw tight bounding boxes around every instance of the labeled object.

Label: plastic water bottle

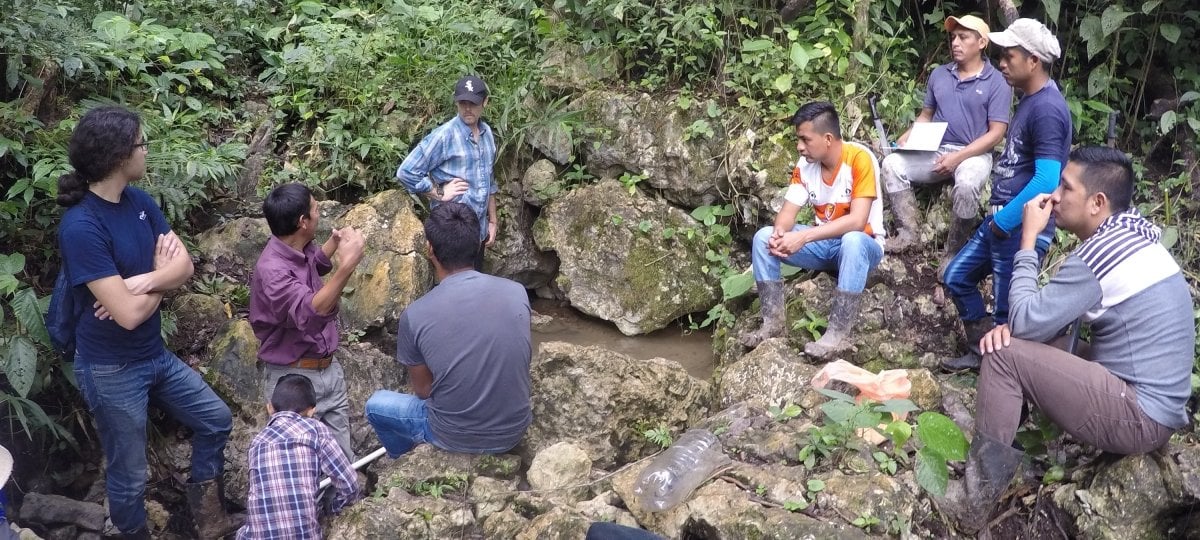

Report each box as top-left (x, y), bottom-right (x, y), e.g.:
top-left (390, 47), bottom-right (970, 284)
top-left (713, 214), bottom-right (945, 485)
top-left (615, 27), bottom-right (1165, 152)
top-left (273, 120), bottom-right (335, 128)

top-left (632, 429), bottom-right (732, 512)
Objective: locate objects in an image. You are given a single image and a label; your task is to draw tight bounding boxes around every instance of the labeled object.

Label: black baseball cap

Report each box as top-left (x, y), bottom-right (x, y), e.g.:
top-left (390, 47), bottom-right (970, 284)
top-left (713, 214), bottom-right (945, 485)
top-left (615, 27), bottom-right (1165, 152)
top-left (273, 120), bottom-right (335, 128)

top-left (453, 75), bottom-right (489, 105)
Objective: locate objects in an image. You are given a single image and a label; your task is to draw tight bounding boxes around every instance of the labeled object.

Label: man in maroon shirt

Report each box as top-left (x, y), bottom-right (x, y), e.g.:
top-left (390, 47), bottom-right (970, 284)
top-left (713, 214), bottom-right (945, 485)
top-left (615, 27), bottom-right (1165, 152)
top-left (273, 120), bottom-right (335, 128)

top-left (249, 183), bottom-right (365, 459)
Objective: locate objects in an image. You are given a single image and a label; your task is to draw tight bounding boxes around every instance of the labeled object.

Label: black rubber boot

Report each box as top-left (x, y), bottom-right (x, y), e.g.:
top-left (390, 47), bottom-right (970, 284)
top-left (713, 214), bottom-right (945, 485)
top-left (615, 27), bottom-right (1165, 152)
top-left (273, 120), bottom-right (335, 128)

top-left (738, 280), bottom-right (786, 349)
top-left (885, 188), bottom-right (921, 253)
top-left (940, 318), bottom-right (994, 372)
top-left (939, 433), bottom-right (1024, 535)
top-left (187, 477), bottom-right (245, 540)
top-left (804, 289), bottom-right (862, 359)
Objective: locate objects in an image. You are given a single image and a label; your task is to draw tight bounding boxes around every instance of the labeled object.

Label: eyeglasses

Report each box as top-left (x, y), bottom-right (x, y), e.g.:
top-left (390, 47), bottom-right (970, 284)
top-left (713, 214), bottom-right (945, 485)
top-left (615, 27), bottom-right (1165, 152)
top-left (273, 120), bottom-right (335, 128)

top-left (134, 141), bottom-right (150, 148)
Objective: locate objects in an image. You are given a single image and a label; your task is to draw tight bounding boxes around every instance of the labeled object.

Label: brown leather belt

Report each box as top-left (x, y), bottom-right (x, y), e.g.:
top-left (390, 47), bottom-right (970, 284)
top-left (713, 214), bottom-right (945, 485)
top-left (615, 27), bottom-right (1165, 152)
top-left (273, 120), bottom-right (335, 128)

top-left (288, 356), bottom-right (332, 370)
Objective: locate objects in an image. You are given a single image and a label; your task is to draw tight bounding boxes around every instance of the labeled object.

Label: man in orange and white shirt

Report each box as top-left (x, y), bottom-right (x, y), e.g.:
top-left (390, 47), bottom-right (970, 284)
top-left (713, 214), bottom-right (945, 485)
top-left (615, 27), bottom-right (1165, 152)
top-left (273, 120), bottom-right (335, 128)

top-left (741, 101), bottom-right (885, 358)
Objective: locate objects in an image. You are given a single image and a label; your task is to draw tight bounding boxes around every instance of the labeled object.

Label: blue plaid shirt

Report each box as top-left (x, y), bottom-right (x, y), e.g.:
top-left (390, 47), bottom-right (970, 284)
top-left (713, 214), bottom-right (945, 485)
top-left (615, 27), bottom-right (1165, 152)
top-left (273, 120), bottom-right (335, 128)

top-left (237, 411), bottom-right (359, 540)
top-left (396, 115), bottom-right (497, 240)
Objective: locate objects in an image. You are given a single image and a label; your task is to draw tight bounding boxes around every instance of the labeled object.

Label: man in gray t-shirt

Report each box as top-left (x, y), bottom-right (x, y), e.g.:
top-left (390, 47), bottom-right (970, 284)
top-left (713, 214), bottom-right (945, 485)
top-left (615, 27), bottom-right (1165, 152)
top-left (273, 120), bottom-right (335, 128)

top-left (366, 202), bottom-right (531, 456)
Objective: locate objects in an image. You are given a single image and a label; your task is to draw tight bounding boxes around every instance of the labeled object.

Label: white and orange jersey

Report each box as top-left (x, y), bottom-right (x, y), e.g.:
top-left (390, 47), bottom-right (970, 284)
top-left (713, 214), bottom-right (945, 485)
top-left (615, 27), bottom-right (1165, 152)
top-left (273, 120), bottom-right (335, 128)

top-left (783, 141), bottom-right (885, 247)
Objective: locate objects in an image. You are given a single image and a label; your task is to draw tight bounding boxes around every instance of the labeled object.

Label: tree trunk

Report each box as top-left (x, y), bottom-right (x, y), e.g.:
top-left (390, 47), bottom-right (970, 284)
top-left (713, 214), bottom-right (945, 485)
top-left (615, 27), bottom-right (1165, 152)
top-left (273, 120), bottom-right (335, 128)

top-left (994, 0), bottom-right (1019, 27)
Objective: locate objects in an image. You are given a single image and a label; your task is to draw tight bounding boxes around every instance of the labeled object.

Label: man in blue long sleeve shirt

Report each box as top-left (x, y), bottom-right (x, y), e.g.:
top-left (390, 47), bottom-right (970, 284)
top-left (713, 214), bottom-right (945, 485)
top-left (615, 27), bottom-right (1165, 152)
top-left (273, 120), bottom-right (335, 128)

top-left (941, 19), bottom-right (1071, 371)
top-left (396, 75), bottom-right (498, 271)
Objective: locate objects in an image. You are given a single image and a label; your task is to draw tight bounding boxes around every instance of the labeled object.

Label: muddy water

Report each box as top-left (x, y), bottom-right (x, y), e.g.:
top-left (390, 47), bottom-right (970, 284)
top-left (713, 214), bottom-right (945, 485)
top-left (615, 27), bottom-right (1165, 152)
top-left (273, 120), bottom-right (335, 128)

top-left (530, 299), bottom-right (716, 380)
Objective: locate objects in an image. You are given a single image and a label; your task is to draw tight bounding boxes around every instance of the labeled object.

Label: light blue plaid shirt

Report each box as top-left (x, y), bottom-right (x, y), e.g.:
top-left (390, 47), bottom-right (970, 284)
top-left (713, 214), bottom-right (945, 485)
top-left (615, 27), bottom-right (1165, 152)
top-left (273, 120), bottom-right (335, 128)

top-left (396, 115), bottom-right (497, 240)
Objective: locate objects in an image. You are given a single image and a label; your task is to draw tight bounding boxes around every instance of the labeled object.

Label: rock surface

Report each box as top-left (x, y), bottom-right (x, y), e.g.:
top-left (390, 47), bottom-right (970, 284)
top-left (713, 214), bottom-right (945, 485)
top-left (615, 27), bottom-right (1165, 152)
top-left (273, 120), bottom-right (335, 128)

top-left (534, 179), bottom-right (719, 335)
top-left (521, 342), bottom-right (712, 468)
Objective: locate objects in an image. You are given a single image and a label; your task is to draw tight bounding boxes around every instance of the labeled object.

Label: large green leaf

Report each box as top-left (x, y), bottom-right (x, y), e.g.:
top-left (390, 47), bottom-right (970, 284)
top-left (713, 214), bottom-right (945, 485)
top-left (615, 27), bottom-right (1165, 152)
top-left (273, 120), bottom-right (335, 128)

top-left (1100, 6), bottom-right (1132, 37)
top-left (1160, 24), bottom-right (1181, 44)
top-left (11, 288), bottom-right (49, 346)
top-left (742, 39), bottom-right (774, 52)
top-left (1160, 110), bottom-right (1178, 135)
top-left (1079, 16), bottom-right (1105, 60)
top-left (5, 335), bottom-right (38, 398)
top-left (720, 271), bottom-right (754, 300)
top-left (0, 252), bottom-right (24, 276)
top-left (790, 43), bottom-right (810, 70)
top-left (915, 446), bottom-right (949, 496)
top-left (1087, 68), bottom-right (1111, 98)
top-left (1044, 0), bottom-right (1061, 24)
top-left (1142, 0), bottom-right (1163, 14)
top-left (916, 411), bottom-right (968, 461)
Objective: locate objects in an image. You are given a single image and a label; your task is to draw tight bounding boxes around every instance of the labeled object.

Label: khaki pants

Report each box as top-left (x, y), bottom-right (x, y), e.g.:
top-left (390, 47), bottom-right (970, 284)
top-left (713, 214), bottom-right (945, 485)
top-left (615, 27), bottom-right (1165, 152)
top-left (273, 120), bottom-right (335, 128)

top-left (262, 358), bottom-right (354, 460)
top-left (880, 144), bottom-right (992, 220)
top-left (976, 338), bottom-right (1174, 454)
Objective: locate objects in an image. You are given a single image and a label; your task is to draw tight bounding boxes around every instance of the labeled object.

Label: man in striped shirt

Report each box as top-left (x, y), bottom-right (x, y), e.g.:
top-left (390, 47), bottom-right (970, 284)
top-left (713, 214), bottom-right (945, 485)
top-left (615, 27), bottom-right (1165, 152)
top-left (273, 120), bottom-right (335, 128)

top-left (740, 101), bottom-right (885, 358)
top-left (238, 374), bottom-right (360, 540)
top-left (940, 147), bottom-right (1193, 534)
top-left (397, 75), bottom-right (498, 271)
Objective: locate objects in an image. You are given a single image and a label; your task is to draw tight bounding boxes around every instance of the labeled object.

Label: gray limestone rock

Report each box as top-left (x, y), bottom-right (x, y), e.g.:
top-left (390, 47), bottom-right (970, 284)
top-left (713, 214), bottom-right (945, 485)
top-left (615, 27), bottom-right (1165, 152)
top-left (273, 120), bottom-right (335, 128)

top-left (533, 179), bottom-right (719, 335)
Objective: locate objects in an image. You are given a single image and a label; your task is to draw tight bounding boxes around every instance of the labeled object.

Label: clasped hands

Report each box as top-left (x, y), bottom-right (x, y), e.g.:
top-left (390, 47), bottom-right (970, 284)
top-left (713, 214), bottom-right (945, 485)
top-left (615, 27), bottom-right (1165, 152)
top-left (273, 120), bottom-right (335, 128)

top-left (768, 227), bottom-right (809, 258)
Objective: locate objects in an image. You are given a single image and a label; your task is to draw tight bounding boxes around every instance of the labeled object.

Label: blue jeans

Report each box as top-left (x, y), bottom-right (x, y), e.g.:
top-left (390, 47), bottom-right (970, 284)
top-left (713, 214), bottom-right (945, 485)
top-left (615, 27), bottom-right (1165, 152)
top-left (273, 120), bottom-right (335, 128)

top-left (74, 349), bottom-right (232, 533)
top-left (751, 225), bottom-right (884, 292)
top-left (943, 216), bottom-right (1050, 324)
top-left (365, 391), bottom-right (438, 457)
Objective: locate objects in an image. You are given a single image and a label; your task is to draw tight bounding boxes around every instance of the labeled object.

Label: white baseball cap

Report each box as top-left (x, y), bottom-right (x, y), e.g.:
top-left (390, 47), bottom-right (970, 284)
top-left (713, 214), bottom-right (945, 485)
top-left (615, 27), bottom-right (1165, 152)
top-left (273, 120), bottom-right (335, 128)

top-left (989, 18), bottom-right (1061, 62)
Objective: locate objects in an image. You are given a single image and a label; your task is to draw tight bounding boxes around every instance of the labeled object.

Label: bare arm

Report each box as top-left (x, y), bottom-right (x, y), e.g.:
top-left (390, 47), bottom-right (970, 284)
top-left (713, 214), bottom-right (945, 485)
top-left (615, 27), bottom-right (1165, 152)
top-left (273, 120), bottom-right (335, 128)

top-left (485, 194), bottom-right (497, 247)
top-left (311, 227), bottom-right (366, 316)
top-left (122, 232), bottom-right (195, 294)
top-left (87, 275), bottom-right (164, 331)
top-left (408, 364), bottom-right (433, 399)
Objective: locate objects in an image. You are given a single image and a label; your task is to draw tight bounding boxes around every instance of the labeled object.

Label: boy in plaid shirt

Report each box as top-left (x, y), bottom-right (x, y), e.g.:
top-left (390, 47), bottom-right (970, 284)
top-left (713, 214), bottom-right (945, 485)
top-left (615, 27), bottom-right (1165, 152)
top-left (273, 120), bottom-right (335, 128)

top-left (238, 374), bottom-right (360, 539)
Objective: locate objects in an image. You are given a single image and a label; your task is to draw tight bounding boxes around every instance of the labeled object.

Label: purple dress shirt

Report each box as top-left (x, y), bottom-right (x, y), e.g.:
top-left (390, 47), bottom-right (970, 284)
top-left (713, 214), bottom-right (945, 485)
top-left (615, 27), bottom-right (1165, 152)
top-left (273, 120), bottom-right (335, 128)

top-left (249, 236), bottom-right (339, 365)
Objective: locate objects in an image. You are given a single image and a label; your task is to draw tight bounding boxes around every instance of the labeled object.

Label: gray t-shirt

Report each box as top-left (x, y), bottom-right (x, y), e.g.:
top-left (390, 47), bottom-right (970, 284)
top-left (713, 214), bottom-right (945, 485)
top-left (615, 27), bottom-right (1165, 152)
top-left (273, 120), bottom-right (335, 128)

top-left (396, 270), bottom-right (532, 452)
top-left (924, 60), bottom-right (1013, 147)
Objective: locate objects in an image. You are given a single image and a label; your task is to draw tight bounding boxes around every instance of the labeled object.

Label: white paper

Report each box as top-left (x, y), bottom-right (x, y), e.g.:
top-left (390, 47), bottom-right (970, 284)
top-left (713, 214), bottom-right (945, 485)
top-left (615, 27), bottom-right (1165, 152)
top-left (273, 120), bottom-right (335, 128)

top-left (896, 122), bottom-right (948, 152)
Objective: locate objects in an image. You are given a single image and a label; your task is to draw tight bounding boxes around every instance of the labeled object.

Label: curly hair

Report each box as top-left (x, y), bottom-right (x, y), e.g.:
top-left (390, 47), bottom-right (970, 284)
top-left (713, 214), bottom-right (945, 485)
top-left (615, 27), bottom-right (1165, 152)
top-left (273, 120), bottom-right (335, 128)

top-left (56, 106), bottom-right (141, 207)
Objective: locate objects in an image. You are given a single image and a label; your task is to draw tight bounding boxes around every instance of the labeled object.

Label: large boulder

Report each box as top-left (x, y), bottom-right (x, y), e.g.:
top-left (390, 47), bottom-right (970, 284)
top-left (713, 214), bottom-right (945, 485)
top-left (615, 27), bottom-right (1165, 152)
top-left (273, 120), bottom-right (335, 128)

top-left (333, 444), bottom-right (523, 538)
top-left (168, 293), bottom-right (228, 356)
top-left (527, 441), bottom-right (593, 503)
top-left (1052, 446), bottom-right (1198, 539)
top-left (521, 342), bottom-right (713, 468)
top-left (533, 179), bottom-right (719, 335)
top-left (571, 90), bottom-right (751, 208)
top-left (487, 187), bottom-right (559, 290)
top-left (716, 338), bottom-right (822, 409)
top-left (194, 217), bottom-right (270, 280)
top-left (335, 189), bottom-right (433, 331)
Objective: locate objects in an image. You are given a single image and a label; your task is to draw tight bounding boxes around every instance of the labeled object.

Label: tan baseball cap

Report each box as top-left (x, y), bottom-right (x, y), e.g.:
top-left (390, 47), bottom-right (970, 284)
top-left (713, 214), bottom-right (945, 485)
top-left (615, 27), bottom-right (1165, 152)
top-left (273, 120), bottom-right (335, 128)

top-left (945, 15), bottom-right (991, 41)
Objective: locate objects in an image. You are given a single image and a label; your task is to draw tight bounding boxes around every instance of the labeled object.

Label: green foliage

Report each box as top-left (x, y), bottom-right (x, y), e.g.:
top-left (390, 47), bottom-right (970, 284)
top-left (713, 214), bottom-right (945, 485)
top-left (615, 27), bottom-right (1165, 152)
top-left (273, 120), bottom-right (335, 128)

top-left (642, 424), bottom-right (673, 449)
top-left (796, 390), bottom-right (965, 499)
top-left (374, 474), bottom-right (468, 499)
top-left (912, 411), bottom-right (968, 497)
top-left (767, 402), bottom-right (802, 422)
top-left (0, 253), bottom-right (74, 443)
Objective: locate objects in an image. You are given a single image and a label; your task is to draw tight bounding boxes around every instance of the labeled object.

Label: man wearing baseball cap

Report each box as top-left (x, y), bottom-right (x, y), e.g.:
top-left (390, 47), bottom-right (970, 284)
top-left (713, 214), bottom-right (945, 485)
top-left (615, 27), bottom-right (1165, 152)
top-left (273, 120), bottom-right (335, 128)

top-left (941, 18), bottom-right (1071, 372)
top-left (396, 75), bottom-right (498, 270)
top-left (881, 14), bottom-right (1013, 269)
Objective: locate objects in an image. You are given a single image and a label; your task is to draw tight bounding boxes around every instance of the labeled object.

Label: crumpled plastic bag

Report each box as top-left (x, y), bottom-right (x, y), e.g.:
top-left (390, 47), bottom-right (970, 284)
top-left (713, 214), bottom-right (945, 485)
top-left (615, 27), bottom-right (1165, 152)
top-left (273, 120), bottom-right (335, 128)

top-left (811, 359), bottom-right (912, 445)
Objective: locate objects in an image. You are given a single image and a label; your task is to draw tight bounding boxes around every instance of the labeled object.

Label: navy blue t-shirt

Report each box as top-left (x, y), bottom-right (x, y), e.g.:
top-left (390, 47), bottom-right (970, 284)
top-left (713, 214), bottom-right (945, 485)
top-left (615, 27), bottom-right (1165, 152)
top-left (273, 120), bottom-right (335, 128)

top-left (990, 80), bottom-right (1072, 206)
top-left (59, 187), bottom-right (170, 364)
